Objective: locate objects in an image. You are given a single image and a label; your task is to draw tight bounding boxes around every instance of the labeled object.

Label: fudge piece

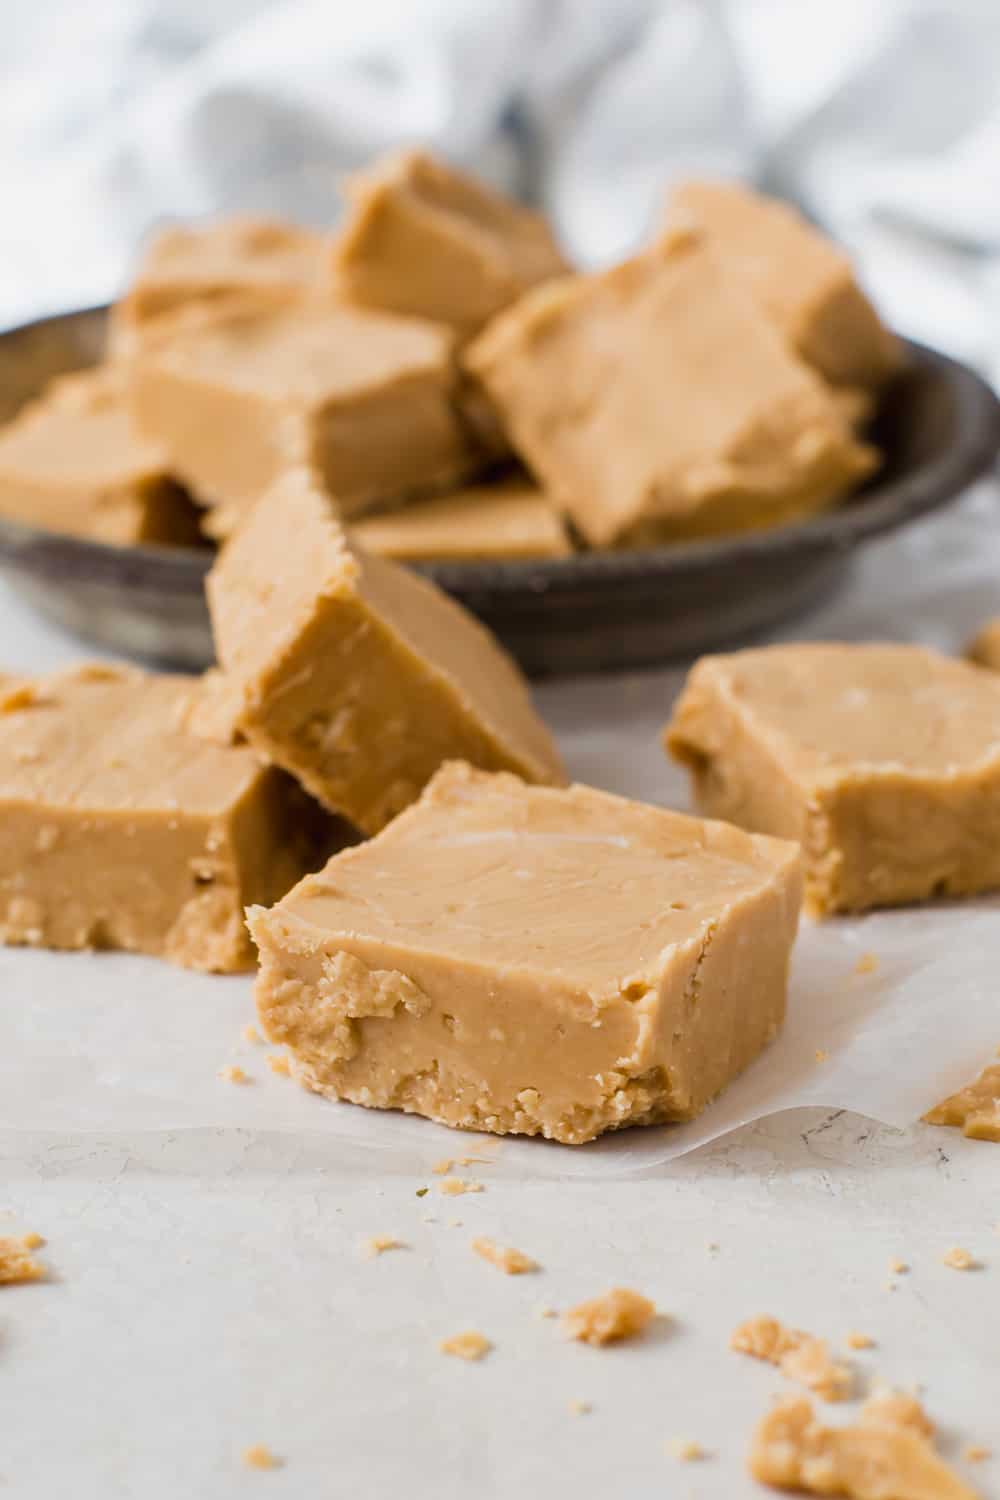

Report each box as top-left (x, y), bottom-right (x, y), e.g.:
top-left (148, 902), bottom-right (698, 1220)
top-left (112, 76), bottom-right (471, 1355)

top-left (109, 217), bottom-right (325, 356)
top-left (132, 301), bottom-right (485, 538)
top-left (0, 368), bottom-right (200, 546)
top-left (247, 761), bottom-right (802, 1144)
top-left (730, 1317), bottom-right (851, 1401)
top-left (332, 149), bottom-right (569, 338)
top-left (666, 642), bottom-right (1000, 916)
top-left (666, 180), bottom-right (902, 389)
top-left (465, 232), bottom-right (877, 547)
top-left (966, 618), bottom-right (1000, 672)
top-left (0, 663), bottom-right (329, 971)
top-left (351, 475), bottom-right (571, 561)
top-left (923, 1059), bottom-right (1000, 1142)
top-left (207, 470), bottom-right (565, 833)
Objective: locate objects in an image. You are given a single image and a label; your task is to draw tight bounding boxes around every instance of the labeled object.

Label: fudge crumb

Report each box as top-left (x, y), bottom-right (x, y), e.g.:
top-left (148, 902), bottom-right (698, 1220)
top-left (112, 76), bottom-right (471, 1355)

top-left (438, 1177), bottom-right (483, 1197)
top-left (942, 1246), bottom-right (979, 1271)
top-left (730, 1316), bottom-right (852, 1401)
top-left (20, 1232), bottom-right (45, 1251)
top-left (845, 1331), bottom-right (875, 1350)
top-left (458, 1155), bottom-right (489, 1167)
top-left (266, 1054), bottom-right (290, 1076)
top-left (242, 1445), bottom-right (282, 1470)
top-left (888, 1258), bottom-right (909, 1275)
top-left (364, 1236), bottom-right (406, 1258)
top-left (536, 1305), bottom-right (558, 1320)
top-left (562, 1288), bottom-right (656, 1347)
top-left (965, 1445), bottom-right (991, 1463)
top-left (0, 1236), bottom-right (46, 1284)
top-left (667, 1438), bottom-right (705, 1461)
top-left (706, 1240), bottom-right (720, 1253)
top-left (924, 1061), bottom-right (1000, 1141)
top-left (861, 1390), bottom-right (935, 1439)
top-left (568, 1400), bottom-right (592, 1416)
top-left (448, 1218), bottom-right (463, 1228)
top-left (748, 1397), bottom-right (975, 1499)
top-left (814, 1049), bottom-right (828, 1063)
top-left (432, 1158), bottom-right (454, 1175)
top-left (242, 1023), bottom-right (261, 1044)
top-left (855, 952), bottom-right (879, 975)
top-left (219, 1065), bottom-right (250, 1085)
top-left (439, 1330), bottom-right (492, 1362)
top-left (471, 1237), bottom-right (538, 1275)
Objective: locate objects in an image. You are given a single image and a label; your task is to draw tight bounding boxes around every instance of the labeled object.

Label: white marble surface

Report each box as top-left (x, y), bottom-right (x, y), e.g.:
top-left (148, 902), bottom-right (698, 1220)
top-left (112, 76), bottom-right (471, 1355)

top-left (2, 489), bottom-right (999, 1497)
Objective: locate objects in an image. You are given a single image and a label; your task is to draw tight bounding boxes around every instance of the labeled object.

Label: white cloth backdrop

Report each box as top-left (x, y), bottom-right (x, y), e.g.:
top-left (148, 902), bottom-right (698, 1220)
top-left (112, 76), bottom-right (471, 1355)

top-left (1, 0), bottom-right (999, 381)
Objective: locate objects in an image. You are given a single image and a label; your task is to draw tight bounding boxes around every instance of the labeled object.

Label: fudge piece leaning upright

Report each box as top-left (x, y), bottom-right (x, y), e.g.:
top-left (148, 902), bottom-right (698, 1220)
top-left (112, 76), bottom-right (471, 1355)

top-left (207, 469), bottom-right (565, 835)
top-left (465, 230), bottom-right (877, 548)
top-left (0, 368), bottom-right (200, 546)
top-left (332, 149), bottom-right (570, 339)
top-left (0, 664), bottom-right (330, 971)
top-left (966, 618), bottom-right (1000, 672)
top-left (248, 762), bottom-right (803, 1145)
top-left (665, 642), bottom-right (1000, 916)
top-left (666, 180), bottom-right (902, 390)
top-left (131, 300), bottom-right (486, 538)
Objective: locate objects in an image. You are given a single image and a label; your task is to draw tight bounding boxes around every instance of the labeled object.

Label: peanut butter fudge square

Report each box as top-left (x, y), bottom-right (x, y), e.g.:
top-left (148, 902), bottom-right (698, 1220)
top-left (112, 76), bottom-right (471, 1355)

top-left (351, 475), bottom-right (571, 562)
top-left (333, 149), bottom-right (569, 338)
top-left (109, 217), bottom-right (325, 355)
top-left (465, 231), bottom-right (877, 547)
top-left (131, 300), bottom-right (485, 538)
top-left (666, 642), bottom-right (1000, 916)
top-left (967, 618), bottom-right (1000, 672)
top-left (0, 368), bottom-right (199, 546)
top-left (0, 664), bottom-right (329, 971)
top-left (207, 470), bottom-right (565, 835)
top-left (248, 762), bottom-right (802, 1144)
top-left (666, 180), bottom-right (902, 390)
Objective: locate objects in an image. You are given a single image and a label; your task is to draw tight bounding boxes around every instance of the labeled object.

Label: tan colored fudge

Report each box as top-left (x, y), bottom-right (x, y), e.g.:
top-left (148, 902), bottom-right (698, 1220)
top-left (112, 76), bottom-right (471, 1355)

top-left (131, 301), bottom-right (485, 538)
top-left (0, 663), bottom-right (329, 971)
top-left (667, 180), bottom-right (902, 389)
top-left (207, 470), bottom-right (565, 834)
top-left (0, 368), bottom-right (199, 546)
top-left (247, 761), bottom-right (802, 1144)
top-left (109, 217), bottom-right (325, 355)
top-left (923, 1059), bottom-right (1000, 1142)
top-left (465, 231), bottom-right (877, 547)
top-left (333, 149), bottom-right (569, 338)
top-left (666, 642), bottom-right (1000, 916)
top-left (966, 618), bottom-right (1000, 672)
top-left (352, 475), bottom-right (570, 561)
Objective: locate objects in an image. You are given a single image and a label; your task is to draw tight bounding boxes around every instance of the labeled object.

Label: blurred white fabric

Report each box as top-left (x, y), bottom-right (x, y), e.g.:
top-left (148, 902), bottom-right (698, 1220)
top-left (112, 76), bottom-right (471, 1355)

top-left (1, 0), bottom-right (999, 380)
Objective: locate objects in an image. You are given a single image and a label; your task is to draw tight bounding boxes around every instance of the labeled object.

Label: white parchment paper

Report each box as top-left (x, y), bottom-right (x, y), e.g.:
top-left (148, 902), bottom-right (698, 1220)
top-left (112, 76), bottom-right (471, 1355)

top-left (1, 484), bottom-right (999, 1176)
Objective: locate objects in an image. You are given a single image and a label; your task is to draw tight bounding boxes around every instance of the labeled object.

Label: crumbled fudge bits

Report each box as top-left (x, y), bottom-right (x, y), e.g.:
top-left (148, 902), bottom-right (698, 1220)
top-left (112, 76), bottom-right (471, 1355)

top-left (748, 1397), bottom-right (977, 1500)
top-left (665, 179), bottom-right (901, 389)
top-left (110, 216), bottom-right (325, 355)
top-left (0, 663), bottom-right (329, 971)
top-left (924, 1063), bottom-right (1000, 1143)
top-left (888, 1259), bottom-right (910, 1276)
top-left (855, 953), bottom-right (879, 975)
top-left (941, 1247), bottom-right (979, 1271)
top-left (536, 1306), bottom-right (558, 1320)
top-left (242, 1443), bottom-right (283, 1471)
top-left (845, 1332), bottom-right (875, 1351)
top-left (20, 1232), bottom-right (45, 1251)
top-left (0, 1236), bottom-right (46, 1285)
top-left (965, 1446), bottom-right (991, 1463)
top-left (248, 763), bottom-right (801, 1144)
top-left (470, 1238), bottom-right (537, 1275)
top-left (432, 1159), bottom-right (454, 1176)
top-left (267, 1054), bottom-right (291, 1077)
top-left (667, 1438), bottom-right (706, 1462)
top-left (861, 1391), bottom-right (935, 1440)
top-left (0, 367), bottom-right (200, 545)
top-left (219, 1065), bottom-right (251, 1085)
top-left (439, 1330), bottom-right (492, 1362)
top-left (352, 476), bottom-right (571, 562)
top-left (133, 300), bottom-right (486, 537)
top-left (466, 230), bottom-right (875, 547)
top-left (562, 1288), bottom-right (656, 1347)
top-left (966, 619), bottom-right (1000, 673)
top-left (730, 1316), bottom-right (852, 1401)
top-left (208, 472), bottom-right (564, 835)
top-left (333, 149), bottom-right (568, 338)
top-left (364, 1236), bottom-right (406, 1258)
top-left (242, 1024), bottom-right (261, 1044)
top-left (438, 1178), bottom-right (484, 1198)
top-left (568, 1400), bottom-right (592, 1417)
top-left (667, 642), bottom-right (1000, 915)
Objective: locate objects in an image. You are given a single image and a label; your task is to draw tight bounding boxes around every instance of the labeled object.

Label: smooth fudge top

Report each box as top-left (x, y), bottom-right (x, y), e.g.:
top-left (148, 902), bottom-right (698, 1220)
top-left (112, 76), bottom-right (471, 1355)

top-left (263, 761), bottom-right (801, 996)
top-left (672, 643), bottom-right (1000, 782)
top-left (333, 148), bottom-right (570, 335)
top-left (667, 179), bottom-right (901, 388)
top-left (465, 230), bottom-right (875, 547)
top-left (0, 664), bottom-right (271, 817)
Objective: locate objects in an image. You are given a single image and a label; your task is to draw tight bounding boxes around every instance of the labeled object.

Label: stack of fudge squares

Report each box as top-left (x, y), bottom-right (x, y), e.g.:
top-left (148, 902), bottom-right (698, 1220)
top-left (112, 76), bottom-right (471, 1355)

top-left (0, 154), bottom-right (902, 558)
top-left (4, 152), bottom-right (1000, 1147)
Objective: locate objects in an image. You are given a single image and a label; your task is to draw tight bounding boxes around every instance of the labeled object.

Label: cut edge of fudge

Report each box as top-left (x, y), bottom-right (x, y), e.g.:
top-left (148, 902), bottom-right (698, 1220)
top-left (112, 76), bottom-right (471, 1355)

top-left (966, 618), bottom-right (1000, 673)
top-left (247, 761), bottom-right (802, 1145)
top-left (350, 474), bottom-right (572, 561)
